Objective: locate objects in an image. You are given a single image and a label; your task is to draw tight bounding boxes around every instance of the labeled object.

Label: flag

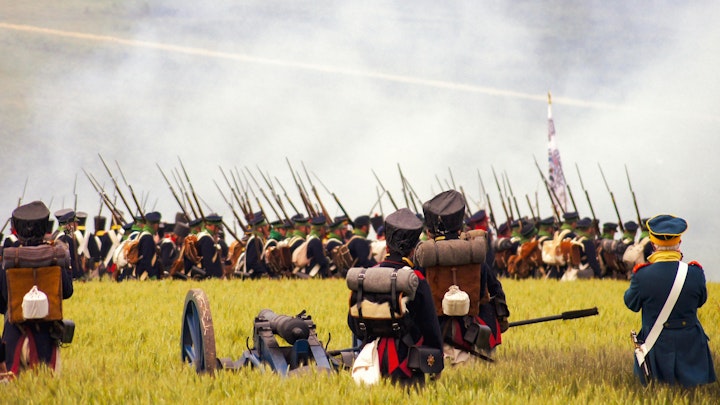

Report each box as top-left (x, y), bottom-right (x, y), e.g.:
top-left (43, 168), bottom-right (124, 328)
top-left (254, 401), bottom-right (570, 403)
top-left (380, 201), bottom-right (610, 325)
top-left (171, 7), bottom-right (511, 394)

top-left (547, 94), bottom-right (568, 212)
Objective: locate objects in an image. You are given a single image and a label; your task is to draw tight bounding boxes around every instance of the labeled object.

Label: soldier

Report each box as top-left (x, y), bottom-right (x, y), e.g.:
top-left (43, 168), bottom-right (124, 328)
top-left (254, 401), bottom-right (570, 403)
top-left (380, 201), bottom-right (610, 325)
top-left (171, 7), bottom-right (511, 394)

top-left (309, 215), bottom-right (331, 278)
top-left (135, 211), bottom-right (161, 280)
top-left (53, 209), bottom-right (82, 280)
top-left (622, 221), bottom-right (639, 244)
top-left (74, 212), bottom-right (90, 278)
top-left (624, 215), bottom-right (716, 387)
top-left (419, 190), bottom-right (509, 362)
top-left (507, 222), bottom-right (542, 279)
top-left (465, 210), bottom-right (495, 275)
top-left (347, 208), bottom-right (442, 386)
top-left (347, 215), bottom-right (377, 268)
top-left (85, 215), bottom-right (106, 279)
top-left (572, 217), bottom-right (601, 279)
top-left (197, 214), bottom-right (224, 279)
top-left (0, 201), bottom-right (73, 376)
top-left (243, 212), bottom-right (270, 279)
top-left (288, 214), bottom-right (309, 253)
top-left (325, 218), bottom-right (346, 276)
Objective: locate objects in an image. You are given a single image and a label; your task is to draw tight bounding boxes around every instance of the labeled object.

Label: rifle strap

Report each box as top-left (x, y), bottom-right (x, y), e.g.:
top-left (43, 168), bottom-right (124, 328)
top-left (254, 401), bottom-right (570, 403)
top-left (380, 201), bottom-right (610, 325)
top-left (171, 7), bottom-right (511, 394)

top-left (639, 262), bottom-right (688, 357)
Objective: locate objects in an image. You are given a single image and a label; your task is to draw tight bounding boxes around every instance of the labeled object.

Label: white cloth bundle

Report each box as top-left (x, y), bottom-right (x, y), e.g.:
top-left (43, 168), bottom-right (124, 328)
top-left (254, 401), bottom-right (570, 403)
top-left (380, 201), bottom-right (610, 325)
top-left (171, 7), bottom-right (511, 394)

top-left (22, 285), bottom-right (49, 319)
top-left (352, 338), bottom-right (381, 385)
top-left (442, 285), bottom-right (470, 316)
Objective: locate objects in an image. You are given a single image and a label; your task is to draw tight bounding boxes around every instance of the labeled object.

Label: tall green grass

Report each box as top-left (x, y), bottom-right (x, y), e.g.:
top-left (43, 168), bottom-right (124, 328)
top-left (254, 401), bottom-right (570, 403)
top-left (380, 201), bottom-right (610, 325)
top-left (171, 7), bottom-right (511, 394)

top-left (2, 278), bottom-right (719, 404)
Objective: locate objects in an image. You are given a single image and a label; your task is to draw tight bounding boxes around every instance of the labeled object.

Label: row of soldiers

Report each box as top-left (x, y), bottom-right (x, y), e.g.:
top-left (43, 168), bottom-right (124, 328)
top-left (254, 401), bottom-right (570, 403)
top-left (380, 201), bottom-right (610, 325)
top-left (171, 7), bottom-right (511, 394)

top-left (0, 202), bottom-right (649, 283)
top-left (489, 210), bottom-right (652, 280)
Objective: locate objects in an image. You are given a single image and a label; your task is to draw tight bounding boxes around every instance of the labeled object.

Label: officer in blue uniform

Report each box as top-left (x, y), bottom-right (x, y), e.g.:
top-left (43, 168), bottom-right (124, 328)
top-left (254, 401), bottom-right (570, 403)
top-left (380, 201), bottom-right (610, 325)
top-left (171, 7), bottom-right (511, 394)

top-left (624, 214), bottom-right (716, 387)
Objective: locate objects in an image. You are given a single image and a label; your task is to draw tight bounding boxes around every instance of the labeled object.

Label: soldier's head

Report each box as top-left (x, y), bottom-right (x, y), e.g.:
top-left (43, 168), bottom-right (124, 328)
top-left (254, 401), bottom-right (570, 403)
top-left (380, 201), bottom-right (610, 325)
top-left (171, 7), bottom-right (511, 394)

top-left (189, 218), bottom-right (203, 233)
top-left (291, 214), bottom-right (310, 235)
top-left (76, 211), bottom-right (88, 233)
top-left (311, 215), bottom-right (327, 237)
top-left (562, 211), bottom-right (579, 229)
top-left (422, 190), bottom-right (465, 239)
top-left (353, 215), bottom-right (371, 235)
top-left (538, 216), bottom-right (556, 232)
top-left (55, 208), bottom-right (77, 233)
top-left (465, 210), bottom-right (488, 231)
top-left (174, 221), bottom-right (190, 243)
top-left (385, 208), bottom-right (423, 258)
top-left (13, 201), bottom-right (51, 246)
top-left (520, 221), bottom-right (538, 241)
top-left (646, 214), bottom-right (686, 252)
top-left (204, 213), bottom-right (223, 235)
top-left (145, 211), bottom-right (162, 233)
top-left (94, 215), bottom-right (107, 233)
top-left (575, 217), bottom-right (593, 237)
top-left (249, 212), bottom-right (268, 237)
top-left (602, 222), bottom-right (618, 238)
top-left (623, 220), bottom-right (638, 240)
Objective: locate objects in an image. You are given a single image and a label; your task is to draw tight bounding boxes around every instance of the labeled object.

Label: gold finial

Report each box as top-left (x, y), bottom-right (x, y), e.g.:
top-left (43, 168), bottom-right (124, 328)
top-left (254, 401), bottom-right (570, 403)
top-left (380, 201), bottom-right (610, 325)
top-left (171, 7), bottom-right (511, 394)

top-left (548, 91), bottom-right (552, 105)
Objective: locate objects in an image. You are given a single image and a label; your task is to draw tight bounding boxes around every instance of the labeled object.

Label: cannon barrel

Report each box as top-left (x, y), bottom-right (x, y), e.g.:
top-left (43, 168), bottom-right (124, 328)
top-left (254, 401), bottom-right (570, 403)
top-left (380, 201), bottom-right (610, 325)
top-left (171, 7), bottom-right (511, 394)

top-left (257, 309), bottom-right (310, 344)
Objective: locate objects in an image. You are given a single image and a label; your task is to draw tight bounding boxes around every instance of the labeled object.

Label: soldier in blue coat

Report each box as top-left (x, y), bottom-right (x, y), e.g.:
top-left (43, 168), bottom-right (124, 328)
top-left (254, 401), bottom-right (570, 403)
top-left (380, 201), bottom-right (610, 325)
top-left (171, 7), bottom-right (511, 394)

top-left (197, 214), bottom-right (224, 279)
top-left (624, 214), bottom-right (716, 387)
top-left (135, 211), bottom-right (161, 280)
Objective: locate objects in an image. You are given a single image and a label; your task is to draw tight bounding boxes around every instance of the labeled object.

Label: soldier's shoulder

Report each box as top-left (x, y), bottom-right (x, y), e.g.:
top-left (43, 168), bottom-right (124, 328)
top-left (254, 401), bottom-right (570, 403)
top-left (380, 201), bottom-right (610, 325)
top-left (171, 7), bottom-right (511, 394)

top-left (688, 260), bottom-right (703, 269)
top-left (632, 262), bottom-right (652, 274)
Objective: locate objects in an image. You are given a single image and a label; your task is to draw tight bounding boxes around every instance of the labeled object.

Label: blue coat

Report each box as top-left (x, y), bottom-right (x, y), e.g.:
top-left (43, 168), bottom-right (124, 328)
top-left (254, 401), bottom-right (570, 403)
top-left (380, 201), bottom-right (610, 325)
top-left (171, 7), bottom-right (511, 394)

top-left (624, 260), bottom-right (716, 387)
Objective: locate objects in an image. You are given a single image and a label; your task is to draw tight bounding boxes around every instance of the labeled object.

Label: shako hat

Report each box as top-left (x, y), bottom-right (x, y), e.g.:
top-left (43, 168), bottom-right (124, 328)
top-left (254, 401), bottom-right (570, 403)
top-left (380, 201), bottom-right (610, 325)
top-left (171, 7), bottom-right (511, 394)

top-left (385, 208), bottom-right (423, 257)
top-left (624, 221), bottom-right (639, 232)
top-left (13, 200), bottom-right (50, 240)
top-left (145, 211), bottom-right (162, 223)
top-left (422, 190), bottom-right (465, 236)
top-left (576, 217), bottom-right (593, 229)
top-left (55, 208), bottom-right (76, 224)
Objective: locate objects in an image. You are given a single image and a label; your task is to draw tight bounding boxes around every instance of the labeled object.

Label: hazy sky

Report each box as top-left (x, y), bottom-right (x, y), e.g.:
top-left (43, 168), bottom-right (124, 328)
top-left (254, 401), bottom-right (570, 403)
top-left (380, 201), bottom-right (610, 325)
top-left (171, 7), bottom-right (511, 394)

top-left (1, 1), bottom-right (719, 279)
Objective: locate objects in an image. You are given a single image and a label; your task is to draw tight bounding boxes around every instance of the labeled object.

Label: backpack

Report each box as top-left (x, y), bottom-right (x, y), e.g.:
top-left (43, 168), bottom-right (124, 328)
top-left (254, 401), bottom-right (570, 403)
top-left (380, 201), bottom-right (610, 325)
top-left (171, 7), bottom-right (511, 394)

top-left (541, 229), bottom-right (582, 266)
top-left (346, 266), bottom-right (419, 340)
top-left (2, 242), bottom-right (69, 323)
top-left (622, 237), bottom-right (650, 271)
top-left (291, 238), bottom-right (310, 270)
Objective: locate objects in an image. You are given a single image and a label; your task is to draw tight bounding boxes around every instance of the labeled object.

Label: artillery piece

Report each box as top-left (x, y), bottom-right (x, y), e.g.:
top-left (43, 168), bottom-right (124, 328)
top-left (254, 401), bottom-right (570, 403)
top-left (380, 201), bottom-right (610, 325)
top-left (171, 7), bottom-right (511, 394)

top-left (181, 289), bottom-right (351, 376)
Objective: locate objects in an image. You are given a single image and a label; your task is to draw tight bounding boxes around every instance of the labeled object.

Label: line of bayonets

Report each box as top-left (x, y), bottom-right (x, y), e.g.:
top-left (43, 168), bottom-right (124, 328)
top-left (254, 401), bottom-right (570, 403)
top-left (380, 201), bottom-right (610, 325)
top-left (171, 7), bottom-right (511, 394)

top-left (79, 154), bottom-right (641, 239)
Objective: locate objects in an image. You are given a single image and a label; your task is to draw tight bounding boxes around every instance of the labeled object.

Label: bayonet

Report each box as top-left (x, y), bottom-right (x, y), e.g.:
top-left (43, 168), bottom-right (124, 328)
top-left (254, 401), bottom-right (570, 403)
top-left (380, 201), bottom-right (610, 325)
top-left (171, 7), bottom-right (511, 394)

top-left (371, 169), bottom-right (399, 210)
top-left (625, 164), bottom-right (642, 226)
top-left (598, 163), bottom-right (625, 233)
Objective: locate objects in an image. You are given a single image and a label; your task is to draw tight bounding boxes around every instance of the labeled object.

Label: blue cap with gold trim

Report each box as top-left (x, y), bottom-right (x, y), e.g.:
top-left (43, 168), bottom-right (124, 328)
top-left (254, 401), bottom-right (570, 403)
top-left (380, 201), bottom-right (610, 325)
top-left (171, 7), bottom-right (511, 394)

top-left (647, 214), bottom-right (687, 246)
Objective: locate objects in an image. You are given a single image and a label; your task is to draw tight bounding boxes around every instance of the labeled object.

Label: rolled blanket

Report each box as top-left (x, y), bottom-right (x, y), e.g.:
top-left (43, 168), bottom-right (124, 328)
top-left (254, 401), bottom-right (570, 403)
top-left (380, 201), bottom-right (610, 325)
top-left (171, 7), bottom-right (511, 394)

top-left (346, 266), bottom-right (419, 300)
top-left (414, 237), bottom-right (487, 267)
top-left (2, 243), bottom-right (70, 269)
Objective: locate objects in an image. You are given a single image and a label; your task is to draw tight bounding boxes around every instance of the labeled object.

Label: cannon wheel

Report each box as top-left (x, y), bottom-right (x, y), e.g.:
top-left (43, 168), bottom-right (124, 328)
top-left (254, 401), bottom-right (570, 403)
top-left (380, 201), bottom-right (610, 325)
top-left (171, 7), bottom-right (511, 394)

top-left (181, 289), bottom-right (217, 374)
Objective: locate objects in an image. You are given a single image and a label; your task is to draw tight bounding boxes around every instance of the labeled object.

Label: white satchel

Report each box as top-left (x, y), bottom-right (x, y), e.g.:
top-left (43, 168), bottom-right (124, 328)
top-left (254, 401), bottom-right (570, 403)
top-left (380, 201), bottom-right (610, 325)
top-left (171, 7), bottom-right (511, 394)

top-left (22, 285), bottom-right (49, 319)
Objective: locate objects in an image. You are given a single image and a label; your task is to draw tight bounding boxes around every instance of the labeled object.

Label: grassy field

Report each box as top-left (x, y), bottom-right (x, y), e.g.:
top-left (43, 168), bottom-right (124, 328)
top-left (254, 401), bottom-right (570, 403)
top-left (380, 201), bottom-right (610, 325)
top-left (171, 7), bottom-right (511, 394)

top-left (1, 278), bottom-right (719, 404)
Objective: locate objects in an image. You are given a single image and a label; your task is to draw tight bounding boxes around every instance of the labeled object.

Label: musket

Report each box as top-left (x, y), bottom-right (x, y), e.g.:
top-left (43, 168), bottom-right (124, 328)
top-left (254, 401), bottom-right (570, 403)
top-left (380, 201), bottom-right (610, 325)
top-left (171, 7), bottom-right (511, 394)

top-left (313, 172), bottom-right (352, 225)
top-left (286, 158), bottom-right (316, 217)
top-left (368, 187), bottom-right (386, 217)
top-left (491, 166), bottom-right (512, 223)
top-left (566, 183), bottom-right (579, 215)
top-left (459, 185), bottom-right (472, 218)
top-left (233, 167), bottom-right (255, 218)
top-left (214, 180), bottom-right (248, 232)
top-left (397, 164), bottom-right (419, 213)
top-left (398, 164), bottom-right (410, 209)
top-left (575, 164), bottom-right (600, 235)
top-left (625, 164), bottom-right (642, 226)
top-left (448, 167), bottom-right (458, 190)
top-left (73, 173), bottom-right (78, 212)
top-left (98, 154), bottom-right (136, 222)
top-left (178, 157), bottom-right (205, 221)
top-left (218, 166), bottom-right (249, 219)
top-left (503, 171), bottom-right (522, 220)
top-left (525, 194), bottom-right (536, 219)
top-left (508, 307), bottom-right (598, 328)
top-left (258, 166), bottom-right (291, 222)
top-left (301, 162), bottom-right (331, 224)
top-left (115, 160), bottom-right (145, 221)
top-left (532, 156), bottom-right (562, 222)
top-left (157, 163), bottom-right (191, 221)
top-left (173, 168), bottom-right (199, 220)
top-left (241, 168), bottom-right (268, 220)
top-left (598, 163), bottom-right (625, 233)
top-left (274, 176), bottom-right (301, 216)
top-left (83, 168), bottom-right (126, 225)
top-left (247, 167), bottom-right (282, 221)
top-left (371, 169), bottom-right (399, 211)
top-left (435, 174), bottom-right (444, 191)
